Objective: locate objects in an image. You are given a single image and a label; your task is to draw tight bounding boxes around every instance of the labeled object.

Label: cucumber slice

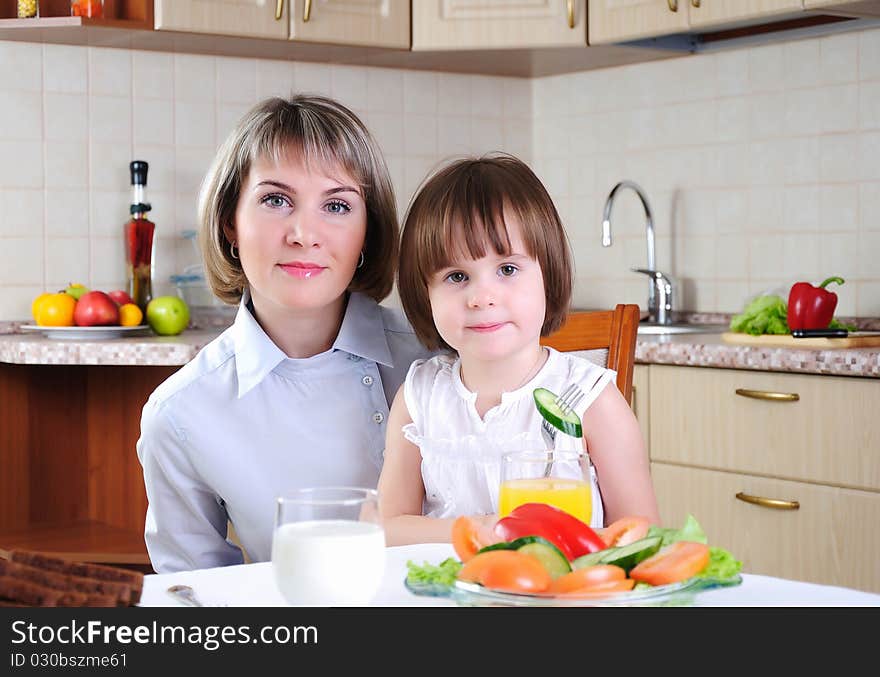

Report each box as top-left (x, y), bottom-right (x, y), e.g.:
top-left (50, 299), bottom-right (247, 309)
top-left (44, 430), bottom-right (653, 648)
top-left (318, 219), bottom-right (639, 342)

top-left (570, 549), bottom-right (607, 570)
top-left (600, 536), bottom-right (662, 573)
top-left (516, 542), bottom-right (572, 579)
top-left (476, 535), bottom-right (555, 555)
top-left (572, 536), bottom-right (662, 573)
top-left (477, 537), bottom-right (572, 579)
top-left (533, 387), bottom-right (583, 438)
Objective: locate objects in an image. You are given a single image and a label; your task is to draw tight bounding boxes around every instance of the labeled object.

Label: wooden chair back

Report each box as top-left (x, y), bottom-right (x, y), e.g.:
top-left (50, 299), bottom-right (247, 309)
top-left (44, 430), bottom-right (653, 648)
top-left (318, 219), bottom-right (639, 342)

top-left (540, 304), bottom-right (640, 405)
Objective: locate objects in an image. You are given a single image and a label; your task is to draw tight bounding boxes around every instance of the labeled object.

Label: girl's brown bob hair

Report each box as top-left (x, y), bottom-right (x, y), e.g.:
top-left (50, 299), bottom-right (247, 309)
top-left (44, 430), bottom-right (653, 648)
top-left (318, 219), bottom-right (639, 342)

top-left (199, 95), bottom-right (399, 305)
top-left (399, 153), bottom-right (573, 351)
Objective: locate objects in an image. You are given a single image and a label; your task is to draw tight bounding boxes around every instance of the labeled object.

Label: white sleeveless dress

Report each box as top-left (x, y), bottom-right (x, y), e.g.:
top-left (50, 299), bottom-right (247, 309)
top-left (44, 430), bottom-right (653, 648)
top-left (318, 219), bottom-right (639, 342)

top-left (400, 347), bottom-right (614, 529)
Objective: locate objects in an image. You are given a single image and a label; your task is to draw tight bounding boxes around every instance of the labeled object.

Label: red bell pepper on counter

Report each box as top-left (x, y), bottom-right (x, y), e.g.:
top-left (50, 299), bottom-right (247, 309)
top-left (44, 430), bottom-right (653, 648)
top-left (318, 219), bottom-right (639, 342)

top-left (493, 503), bottom-right (606, 560)
top-left (787, 276), bottom-right (844, 331)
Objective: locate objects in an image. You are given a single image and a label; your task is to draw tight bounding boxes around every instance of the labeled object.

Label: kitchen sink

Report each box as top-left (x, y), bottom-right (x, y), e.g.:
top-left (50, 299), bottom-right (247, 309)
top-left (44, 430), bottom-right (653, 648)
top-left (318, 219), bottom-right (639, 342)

top-left (637, 322), bottom-right (728, 335)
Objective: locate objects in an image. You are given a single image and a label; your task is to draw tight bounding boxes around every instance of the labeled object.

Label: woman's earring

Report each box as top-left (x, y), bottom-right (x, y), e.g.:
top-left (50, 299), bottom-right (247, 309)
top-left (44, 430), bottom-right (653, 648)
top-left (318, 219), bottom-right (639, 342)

top-left (357, 251), bottom-right (365, 269)
top-left (230, 242), bottom-right (239, 260)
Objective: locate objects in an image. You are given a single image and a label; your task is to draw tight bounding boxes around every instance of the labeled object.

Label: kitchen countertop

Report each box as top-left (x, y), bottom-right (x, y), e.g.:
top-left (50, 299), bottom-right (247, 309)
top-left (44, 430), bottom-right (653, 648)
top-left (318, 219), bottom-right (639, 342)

top-left (0, 323), bottom-right (878, 377)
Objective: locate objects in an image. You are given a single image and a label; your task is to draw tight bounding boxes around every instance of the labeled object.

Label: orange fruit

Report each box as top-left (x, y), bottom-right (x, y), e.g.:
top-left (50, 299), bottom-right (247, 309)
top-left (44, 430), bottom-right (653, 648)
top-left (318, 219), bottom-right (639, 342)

top-left (31, 292), bottom-right (53, 322)
top-left (118, 303), bottom-right (143, 327)
top-left (34, 292), bottom-right (76, 327)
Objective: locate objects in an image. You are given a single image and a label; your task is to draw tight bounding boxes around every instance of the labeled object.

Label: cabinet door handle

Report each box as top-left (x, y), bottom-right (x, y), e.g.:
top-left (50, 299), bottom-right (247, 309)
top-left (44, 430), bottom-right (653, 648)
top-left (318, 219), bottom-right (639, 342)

top-left (667, 0), bottom-right (678, 11)
top-left (304, 0), bottom-right (312, 22)
top-left (691, 0), bottom-right (701, 7)
top-left (736, 492), bottom-right (800, 510)
top-left (735, 388), bottom-right (799, 402)
top-left (567, 0), bottom-right (575, 28)
top-left (275, 0), bottom-right (284, 21)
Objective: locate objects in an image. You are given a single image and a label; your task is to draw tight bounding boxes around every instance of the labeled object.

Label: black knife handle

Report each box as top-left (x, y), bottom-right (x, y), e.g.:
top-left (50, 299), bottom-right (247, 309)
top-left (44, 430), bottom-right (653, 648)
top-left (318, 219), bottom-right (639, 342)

top-left (791, 328), bottom-right (848, 338)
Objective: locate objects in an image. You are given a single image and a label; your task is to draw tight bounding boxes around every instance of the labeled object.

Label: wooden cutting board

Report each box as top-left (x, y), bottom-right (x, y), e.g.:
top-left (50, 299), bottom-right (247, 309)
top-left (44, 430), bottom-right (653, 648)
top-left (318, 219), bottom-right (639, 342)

top-left (722, 332), bottom-right (880, 349)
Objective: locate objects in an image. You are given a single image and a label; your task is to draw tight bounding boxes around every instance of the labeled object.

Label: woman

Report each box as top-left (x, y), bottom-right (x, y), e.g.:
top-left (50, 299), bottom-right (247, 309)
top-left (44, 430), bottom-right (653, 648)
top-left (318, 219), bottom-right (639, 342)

top-left (137, 95), bottom-right (432, 573)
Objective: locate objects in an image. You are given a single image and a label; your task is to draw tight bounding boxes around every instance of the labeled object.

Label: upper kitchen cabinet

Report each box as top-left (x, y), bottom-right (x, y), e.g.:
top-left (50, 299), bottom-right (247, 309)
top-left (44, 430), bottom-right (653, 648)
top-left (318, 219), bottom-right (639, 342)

top-left (412, 0), bottom-right (587, 50)
top-left (805, 0), bottom-right (880, 12)
top-left (588, 0), bottom-right (689, 44)
top-left (687, 0), bottom-right (804, 28)
top-left (291, 0), bottom-right (409, 48)
top-left (155, 0), bottom-right (409, 47)
top-left (154, 0), bottom-right (288, 39)
top-left (589, 0), bottom-right (880, 44)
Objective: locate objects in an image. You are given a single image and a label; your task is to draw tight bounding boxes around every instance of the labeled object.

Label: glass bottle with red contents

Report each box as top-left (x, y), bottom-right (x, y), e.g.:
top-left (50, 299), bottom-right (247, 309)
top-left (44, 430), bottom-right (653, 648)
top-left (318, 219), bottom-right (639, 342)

top-left (124, 161), bottom-right (155, 312)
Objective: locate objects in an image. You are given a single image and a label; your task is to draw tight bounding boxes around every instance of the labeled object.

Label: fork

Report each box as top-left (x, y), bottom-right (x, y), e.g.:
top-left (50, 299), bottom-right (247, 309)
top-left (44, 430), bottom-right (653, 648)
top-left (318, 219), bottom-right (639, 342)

top-left (540, 383), bottom-right (585, 476)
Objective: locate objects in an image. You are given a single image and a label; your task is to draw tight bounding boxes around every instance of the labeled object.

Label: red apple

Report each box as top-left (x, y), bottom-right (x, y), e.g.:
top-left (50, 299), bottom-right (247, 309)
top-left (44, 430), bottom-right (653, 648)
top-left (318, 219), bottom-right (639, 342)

top-left (108, 289), bottom-right (135, 307)
top-left (73, 291), bottom-right (120, 326)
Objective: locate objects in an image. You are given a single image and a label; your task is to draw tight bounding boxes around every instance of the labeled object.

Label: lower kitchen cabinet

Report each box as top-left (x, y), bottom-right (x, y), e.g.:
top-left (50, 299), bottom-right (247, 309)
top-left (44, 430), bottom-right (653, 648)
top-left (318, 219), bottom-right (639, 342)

top-left (0, 363), bottom-right (179, 570)
top-left (633, 363), bottom-right (880, 592)
top-left (652, 462), bottom-right (880, 593)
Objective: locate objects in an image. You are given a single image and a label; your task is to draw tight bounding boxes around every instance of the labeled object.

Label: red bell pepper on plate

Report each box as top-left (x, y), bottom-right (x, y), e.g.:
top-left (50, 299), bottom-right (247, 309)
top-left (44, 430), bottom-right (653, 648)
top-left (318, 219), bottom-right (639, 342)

top-left (787, 276), bottom-right (844, 331)
top-left (494, 502), bottom-right (606, 561)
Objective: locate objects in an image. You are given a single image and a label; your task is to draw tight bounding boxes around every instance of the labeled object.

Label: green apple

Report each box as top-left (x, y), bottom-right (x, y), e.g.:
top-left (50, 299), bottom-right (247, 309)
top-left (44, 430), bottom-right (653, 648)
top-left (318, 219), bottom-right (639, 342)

top-left (146, 296), bottom-right (190, 336)
top-left (64, 283), bottom-right (90, 300)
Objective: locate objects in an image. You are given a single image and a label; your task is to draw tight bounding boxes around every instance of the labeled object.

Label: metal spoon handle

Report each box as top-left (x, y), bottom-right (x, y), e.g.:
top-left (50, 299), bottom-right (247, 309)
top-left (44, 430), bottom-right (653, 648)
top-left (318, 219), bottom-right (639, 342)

top-left (167, 584), bottom-right (203, 607)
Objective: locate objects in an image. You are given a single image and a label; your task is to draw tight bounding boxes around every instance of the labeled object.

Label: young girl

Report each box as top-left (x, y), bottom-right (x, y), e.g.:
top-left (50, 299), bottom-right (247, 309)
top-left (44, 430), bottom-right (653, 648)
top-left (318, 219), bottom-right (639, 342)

top-left (377, 154), bottom-right (659, 546)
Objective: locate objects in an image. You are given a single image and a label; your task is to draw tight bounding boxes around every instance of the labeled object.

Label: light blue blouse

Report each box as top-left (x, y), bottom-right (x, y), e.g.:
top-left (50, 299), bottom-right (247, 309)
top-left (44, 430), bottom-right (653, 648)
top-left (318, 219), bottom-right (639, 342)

top-left (137, 291), bottom-right (432, 573)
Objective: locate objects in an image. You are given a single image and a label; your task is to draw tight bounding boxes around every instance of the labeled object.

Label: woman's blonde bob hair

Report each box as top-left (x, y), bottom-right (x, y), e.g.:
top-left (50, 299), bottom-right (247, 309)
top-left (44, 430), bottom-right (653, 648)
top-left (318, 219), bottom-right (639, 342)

top-left (199, 95), bottom-right (399, 305)
top-left (399, 153), bottom-right (573, 351)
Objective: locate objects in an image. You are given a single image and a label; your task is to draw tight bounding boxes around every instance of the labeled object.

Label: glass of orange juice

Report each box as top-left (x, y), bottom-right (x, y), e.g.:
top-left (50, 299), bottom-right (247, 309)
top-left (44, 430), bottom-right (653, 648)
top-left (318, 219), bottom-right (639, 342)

top-left (498, 449), bottom-right (591, 524)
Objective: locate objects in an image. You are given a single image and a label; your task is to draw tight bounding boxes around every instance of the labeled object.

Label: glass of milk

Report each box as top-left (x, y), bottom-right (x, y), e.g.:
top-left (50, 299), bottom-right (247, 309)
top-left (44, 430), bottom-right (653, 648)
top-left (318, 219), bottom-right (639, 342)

top-left (271, 487), bottom-right (385, 606)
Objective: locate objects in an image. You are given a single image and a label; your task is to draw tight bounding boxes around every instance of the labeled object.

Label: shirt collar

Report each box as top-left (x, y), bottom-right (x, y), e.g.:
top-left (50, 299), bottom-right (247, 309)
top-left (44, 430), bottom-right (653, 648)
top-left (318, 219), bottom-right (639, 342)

top-left (232, 289), bottom-right (393, 398)
top-left (331, 291), bottom-right (394, 367)
top-left (232, 289), bottom-right (287, 399)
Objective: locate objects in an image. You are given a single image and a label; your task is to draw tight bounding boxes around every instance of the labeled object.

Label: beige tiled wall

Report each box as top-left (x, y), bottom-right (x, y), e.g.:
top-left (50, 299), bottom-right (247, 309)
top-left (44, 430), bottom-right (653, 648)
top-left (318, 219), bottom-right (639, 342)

top-left (533, 27), bottom-right (880, 317)
top-left (0, 42), bottom-right (531, 321)
top-left (1, 26), bottom-right (878, 322)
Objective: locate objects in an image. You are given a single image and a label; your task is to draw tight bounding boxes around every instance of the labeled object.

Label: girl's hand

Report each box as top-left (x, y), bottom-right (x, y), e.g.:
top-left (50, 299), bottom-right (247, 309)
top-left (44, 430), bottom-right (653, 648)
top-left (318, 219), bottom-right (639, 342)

top-left (471, 513), bottom-right (499, 540)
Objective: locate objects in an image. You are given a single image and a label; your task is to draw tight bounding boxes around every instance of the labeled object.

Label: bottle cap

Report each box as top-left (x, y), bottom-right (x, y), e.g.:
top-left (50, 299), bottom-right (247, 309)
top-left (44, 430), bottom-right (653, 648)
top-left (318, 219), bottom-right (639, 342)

top-left (130, 160), bottom-right (149, 186)
top-left (130, 202), bottom-right (152, 214)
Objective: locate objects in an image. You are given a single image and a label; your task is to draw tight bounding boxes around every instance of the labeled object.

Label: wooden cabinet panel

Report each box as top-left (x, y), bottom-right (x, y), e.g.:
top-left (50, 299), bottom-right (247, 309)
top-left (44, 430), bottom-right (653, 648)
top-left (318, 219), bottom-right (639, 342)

top-left (649, 365), bottom-right (880, 492)
top-left (688, 0), bottom-right (804, 28)
top-left (413, 0), bottom-right (587, 50)
top-left (633, 364), bottom-right (650, 456)
top-left (291, 0), bottom-right (409, 48)
top-left (804, 0), bottom-right (880, 15)
top-left (0, 363), bottom-right (179, 566)
top-left (155, 0), bottom-right (288, 39)
top-left (588, 0), bottom-right (689, 45)
top-left (652, 462), bottom-right (880, 593)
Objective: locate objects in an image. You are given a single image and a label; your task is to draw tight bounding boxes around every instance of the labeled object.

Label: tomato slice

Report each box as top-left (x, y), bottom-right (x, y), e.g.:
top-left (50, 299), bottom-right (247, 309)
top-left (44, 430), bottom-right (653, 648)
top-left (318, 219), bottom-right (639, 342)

top-left (451, 516), bottom-right (498, 562)
top-left (629, 541), bottom-right (710, 586)
top-left (554, 578), bottom-right (636, 598)
top-left (601, 516), bottom-right (652, 547)
top-left (548, 564), bottom-right (626, 594)
top-left (458, 550), bottom-right (552, 594)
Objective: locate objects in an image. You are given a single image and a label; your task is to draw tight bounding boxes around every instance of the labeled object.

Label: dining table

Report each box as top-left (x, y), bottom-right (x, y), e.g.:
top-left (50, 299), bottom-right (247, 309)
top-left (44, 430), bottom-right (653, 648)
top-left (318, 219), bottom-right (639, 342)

top-left (139, 543), bottom-right (880, 607)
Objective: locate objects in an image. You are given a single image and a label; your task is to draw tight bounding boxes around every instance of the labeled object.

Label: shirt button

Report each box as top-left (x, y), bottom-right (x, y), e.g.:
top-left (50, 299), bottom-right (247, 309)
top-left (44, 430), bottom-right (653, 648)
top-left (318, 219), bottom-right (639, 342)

top-left (362, 375), bottom-right (374, 386)
top-left (372, 412), bottom-right (385, 424)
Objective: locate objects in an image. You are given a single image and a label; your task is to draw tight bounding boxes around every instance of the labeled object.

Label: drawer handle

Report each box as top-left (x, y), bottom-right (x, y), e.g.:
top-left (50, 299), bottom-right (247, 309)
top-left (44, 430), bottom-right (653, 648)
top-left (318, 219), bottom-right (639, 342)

top-left (735, 388), bottom-right (799, 402)
top-left (736, 492), bottom-right (800, 510)
top-left (275, 0), bottom-right (284, 21)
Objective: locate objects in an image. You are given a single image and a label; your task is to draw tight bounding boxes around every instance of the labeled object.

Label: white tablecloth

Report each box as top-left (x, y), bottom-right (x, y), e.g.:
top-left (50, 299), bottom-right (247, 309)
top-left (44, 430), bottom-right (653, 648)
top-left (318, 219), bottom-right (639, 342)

top-left (140, 544), bottom-right (880, 607)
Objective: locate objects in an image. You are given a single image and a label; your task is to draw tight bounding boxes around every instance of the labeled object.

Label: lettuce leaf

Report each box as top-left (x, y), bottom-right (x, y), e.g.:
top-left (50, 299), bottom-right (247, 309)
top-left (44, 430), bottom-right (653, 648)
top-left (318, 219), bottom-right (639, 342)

top-left (647, 513), bottom-right (707, 547)
top-left (729, 294), bottom-right (789, 335)
top-left (406, 557), bottom-right (462, 587)
top-left (695, 546), bottom-right (743, 581)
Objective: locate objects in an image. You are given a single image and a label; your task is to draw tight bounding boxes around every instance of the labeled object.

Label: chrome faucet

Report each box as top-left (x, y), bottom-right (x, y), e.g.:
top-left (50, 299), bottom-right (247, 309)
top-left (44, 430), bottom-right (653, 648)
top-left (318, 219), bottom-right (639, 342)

top-left (601, 180), bottom-right (673, 325)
